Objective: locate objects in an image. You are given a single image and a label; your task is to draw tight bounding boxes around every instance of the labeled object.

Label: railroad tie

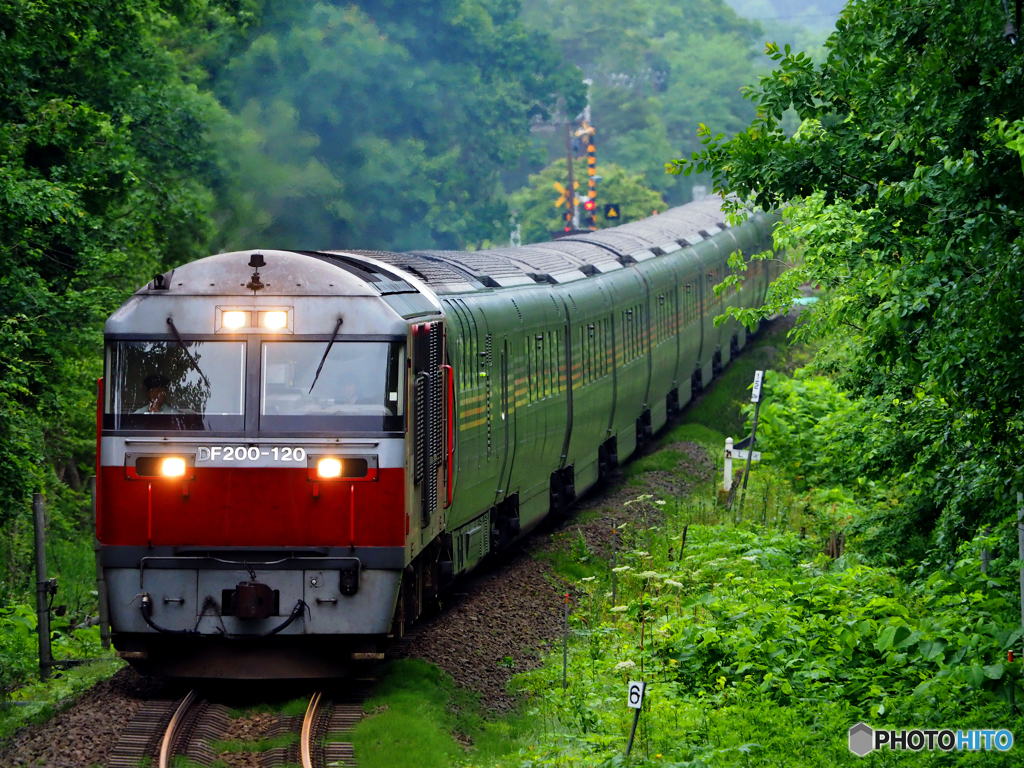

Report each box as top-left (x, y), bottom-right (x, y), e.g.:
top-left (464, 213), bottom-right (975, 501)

top-left (106, 700), bottom-right (178, 768)
top-left (180, 702), bottom-right (230, 766)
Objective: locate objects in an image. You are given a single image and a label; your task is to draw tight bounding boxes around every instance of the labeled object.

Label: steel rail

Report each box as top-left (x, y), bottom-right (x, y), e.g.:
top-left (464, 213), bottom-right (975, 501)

top-left (301, 691), bottom-right (323, 768)
top-left (158, 689), bottom-right (198, 768)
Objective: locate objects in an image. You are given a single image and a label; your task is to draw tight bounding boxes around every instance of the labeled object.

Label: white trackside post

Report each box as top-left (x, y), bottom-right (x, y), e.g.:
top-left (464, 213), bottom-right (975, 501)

top-left (724, 438), bottom-right (734, 492)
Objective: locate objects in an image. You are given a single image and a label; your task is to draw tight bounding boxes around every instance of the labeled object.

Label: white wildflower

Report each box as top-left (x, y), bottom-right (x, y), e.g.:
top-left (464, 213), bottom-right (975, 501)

top-left (614, 660), bottom-right (637, 670)
top-left (581, 576), bottom-right (597, 583)
top-left (610, 605), bottom-right (629, 613)
top-left (654, 500), bottom-right (667, 506)
top-left (612, 565), bottom-right (632, 573)
top-left (637, 570), bottom-right (660, 579)
top-left (665, 579), bottom-right (684, 588)
top-left (633, 551), bottom-right (650, 557)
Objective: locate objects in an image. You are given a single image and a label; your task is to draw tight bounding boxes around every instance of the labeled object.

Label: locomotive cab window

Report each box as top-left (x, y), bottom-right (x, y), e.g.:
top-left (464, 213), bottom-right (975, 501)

top-left (104, 341), bottom-right (246, 431)
top-left (260, 341), bottom-right (405, 433)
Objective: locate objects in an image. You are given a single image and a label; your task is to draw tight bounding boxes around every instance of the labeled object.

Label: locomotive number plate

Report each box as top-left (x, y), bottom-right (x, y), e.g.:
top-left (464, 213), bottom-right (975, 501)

top-left (197, 446), bottom-right (307, 463)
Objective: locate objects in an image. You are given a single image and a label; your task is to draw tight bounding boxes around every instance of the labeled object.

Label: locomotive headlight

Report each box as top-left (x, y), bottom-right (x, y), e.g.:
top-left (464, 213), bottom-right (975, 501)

top-left (222, 310), bottom-right (249, 329)
top-left (161, 457), bottom-right (187, 477)
top-left (317, 458), bottom-right (342, 478)
top-left (261, 311), bottom-right (288, 330)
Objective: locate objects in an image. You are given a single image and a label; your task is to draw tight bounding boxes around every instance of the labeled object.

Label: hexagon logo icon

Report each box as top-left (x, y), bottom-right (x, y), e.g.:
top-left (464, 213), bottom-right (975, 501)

top-left (849, 722), bottom-right (874, 756)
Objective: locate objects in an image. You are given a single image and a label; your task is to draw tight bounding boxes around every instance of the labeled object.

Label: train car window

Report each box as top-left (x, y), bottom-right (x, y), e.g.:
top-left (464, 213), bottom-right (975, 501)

top-left (543, 332), bottom-right (551, 398)
top-left (524, 335), bottom-right (531, 403)
top-left (527, 334), bottom-right (537, 404)
top-left (104, 341), bottom-right (245, 431)
top-left (259, 341), bottom-right (404, 433)
top-left (580, 326), bottom-right (588, 385)
top-left (554, 330), bottom-right (561, 395)
top-left (552, 330), bottom-right (560, 394)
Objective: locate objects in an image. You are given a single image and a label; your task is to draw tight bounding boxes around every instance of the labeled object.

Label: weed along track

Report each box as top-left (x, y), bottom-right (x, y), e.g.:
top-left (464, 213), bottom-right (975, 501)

top-left (105, 688), bottom-right (365, 768)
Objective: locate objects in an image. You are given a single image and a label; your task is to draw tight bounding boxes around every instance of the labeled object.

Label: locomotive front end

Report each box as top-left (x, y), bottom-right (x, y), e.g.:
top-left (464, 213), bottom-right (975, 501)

top-left (97, 250), bottom-right (446, 677)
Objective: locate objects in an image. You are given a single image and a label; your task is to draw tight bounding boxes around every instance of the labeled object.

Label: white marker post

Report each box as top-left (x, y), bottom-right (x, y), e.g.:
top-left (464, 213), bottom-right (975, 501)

top-left (625, 680), bottom-right (647, 756)
top-left (725, 438), bottom-right (761, 492)
top-left (737, 370), bottom-right (765, 520)
top-left (724, 438), bottom-right (733, 492)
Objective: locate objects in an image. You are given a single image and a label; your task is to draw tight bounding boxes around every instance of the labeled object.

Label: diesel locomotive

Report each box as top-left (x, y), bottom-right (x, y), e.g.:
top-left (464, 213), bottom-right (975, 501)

top-left (96, 198), bottom-right (778, 677)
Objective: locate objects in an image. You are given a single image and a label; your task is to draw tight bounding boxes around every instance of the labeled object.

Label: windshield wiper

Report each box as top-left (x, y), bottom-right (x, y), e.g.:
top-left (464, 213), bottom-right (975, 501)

top-left (309, 317), bottom-right (344, 394)
top-left (166, 317), bottom-right (211, 388)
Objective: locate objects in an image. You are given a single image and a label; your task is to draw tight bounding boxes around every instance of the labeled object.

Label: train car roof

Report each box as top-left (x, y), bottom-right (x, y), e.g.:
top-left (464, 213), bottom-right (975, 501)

top-left (358, 198), bottom-right (748, 294)
top-left (135, 199), bottom-right (758, 301)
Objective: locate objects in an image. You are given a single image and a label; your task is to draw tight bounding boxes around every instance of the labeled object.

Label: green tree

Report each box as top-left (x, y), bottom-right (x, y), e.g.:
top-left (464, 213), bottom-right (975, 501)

top-left (508, 159), bottom-right (663, 244)
top-left (209, 0), bottom-right (584, 252)
top-left (0, 0), bottom-right (253, 601)
top-left (521, 0), bottom-right (765, 203)
top-left (674, 0), bottom-right (1024, 553)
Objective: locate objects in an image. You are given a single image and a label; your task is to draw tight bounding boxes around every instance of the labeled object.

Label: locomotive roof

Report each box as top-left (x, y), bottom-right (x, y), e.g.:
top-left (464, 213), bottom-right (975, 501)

top-left (137, 198), bottom-right (749, 299)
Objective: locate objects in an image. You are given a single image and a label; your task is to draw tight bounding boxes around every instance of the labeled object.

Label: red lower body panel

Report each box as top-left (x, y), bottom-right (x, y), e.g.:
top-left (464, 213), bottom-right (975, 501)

top-left (98, 467), bottom-right (405, 547)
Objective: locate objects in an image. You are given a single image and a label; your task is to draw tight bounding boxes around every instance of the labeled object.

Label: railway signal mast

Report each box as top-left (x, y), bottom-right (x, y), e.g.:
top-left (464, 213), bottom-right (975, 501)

top-left (576, 120), bottom-right (597, 230)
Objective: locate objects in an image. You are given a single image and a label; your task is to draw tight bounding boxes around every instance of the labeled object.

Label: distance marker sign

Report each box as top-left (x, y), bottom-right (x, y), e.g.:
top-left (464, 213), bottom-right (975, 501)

top-left (751, 370), bottom-right (764, 403)
top-left (627, 681), bottom-right (647, 709)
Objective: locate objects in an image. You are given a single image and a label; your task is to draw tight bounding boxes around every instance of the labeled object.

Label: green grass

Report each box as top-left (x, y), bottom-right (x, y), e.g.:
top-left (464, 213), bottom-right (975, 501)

top-left (681, 322), bottom-right (812, 440)
top-left (0, 655), bottom-right (122, 745)
top-left (352, 658), bottom-right (528, 768)
top-left (660, 421), bottom-right (725, 452)
top-left (226, 696), bottom-right (311, 720)
top-left (622, 449), bottom-right (685, 478)
top-left (535, 534), bottom-right (606, 582)
top-left (208, 731), bottom-right (298, 754)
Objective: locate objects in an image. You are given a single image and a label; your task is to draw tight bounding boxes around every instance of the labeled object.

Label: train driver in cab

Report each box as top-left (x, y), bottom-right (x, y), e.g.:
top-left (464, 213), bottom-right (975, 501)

top-left (134, 373), bottom-right (182, 414)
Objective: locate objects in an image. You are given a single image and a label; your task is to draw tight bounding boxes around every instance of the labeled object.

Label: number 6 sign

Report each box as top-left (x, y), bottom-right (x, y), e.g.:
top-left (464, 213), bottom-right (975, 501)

top-left (627, 681), bottom-right (646, 709)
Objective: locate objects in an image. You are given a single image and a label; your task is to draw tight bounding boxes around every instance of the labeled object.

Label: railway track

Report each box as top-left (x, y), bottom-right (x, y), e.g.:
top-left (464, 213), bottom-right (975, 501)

top-left (106, 688), bottom-right (365, 768)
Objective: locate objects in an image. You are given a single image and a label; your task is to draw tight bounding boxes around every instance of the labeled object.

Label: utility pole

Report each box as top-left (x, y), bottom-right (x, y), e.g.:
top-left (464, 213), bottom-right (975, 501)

top-left (33, 493), bottom-right (53, 680)
top-left (564, 118), bottom-right (578, 229)
top-left (91, 477), bottom-right (111, 649)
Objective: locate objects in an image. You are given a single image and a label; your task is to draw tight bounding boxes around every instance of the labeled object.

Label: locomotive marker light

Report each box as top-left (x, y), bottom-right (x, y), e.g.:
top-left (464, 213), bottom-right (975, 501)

top-left (222, 310), bottom-right (249, 329)
top-left (161, 457), bottom-right (187, 477)
top-left (216, 306), bottom-right (293, 333)
top-left (317, 458), bottom-right (343, 478)
top-left (261, 310), bottom-right (288, 330)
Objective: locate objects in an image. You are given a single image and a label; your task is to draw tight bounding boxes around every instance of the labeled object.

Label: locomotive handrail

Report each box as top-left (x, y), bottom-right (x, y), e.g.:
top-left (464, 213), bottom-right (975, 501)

top-left (441, 363), bottom-right (454, 508)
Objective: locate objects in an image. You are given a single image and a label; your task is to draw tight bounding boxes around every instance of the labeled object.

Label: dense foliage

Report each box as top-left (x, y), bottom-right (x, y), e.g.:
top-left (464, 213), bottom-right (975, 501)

top-left (0, 0), bottom-right (254, 557)
top-left (514, 507), bottom-right (1023, 766)
top-left (521, 0), bottom-right (767, 205)
top-left (204, 0), bottom-right (584, 252)
top-left (674, 0), bottom-right (1024, 555)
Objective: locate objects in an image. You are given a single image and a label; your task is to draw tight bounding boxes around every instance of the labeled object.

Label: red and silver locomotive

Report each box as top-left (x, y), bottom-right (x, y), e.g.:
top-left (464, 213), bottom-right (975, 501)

top-left (96, 200), bottom-right (777, 677)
